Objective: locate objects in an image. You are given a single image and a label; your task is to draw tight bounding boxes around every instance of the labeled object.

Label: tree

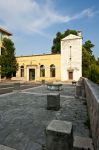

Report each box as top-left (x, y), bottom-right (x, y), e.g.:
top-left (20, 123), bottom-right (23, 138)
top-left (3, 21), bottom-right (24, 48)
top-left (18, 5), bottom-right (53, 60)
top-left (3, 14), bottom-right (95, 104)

top-left (51, 29), bottom-right (78, 54)
top-left (0, 38), bottom-right (18, 79)
top-left (83, 40), bottom-right (94, 55)
top-left (82, 40), bottom-right (95, 77)
top-left (82, 40), bottom-right (99, 84)
top-left (96, 57), bottom-right (99, 65)
top-left (82, 46), bottom-right (91, 78)
top-left (89, 64), bottom-right (99, 84)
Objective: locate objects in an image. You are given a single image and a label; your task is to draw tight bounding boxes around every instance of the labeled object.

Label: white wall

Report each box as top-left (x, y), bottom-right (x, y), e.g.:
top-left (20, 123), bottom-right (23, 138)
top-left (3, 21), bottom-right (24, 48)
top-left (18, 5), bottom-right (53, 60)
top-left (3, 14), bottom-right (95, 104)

top-left (61, 34), bottom-right (82, 81)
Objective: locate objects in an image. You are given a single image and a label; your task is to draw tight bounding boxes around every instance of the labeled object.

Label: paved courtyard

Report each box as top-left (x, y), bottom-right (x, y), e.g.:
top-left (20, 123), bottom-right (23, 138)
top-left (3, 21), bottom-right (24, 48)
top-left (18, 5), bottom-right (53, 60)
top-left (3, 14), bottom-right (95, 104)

top-left (0, 84), bottom-right (90, 150)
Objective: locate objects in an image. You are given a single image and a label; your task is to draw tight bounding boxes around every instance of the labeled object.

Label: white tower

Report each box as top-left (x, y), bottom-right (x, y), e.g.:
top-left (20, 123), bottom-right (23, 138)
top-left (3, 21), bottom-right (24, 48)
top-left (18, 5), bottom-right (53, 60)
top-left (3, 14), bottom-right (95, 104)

top-left (61, 33), bottom-right (82, 81)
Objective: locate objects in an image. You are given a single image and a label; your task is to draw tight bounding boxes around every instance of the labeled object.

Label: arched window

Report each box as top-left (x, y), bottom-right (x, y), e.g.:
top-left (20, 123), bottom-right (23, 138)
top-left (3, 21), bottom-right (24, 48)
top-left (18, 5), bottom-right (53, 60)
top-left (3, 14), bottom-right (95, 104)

top-left (40, 65), bottom-right (45, 77)
top-left (50, 64), bottom-right (55, 77)
top-left (20, 65), bottom-right (24, 77)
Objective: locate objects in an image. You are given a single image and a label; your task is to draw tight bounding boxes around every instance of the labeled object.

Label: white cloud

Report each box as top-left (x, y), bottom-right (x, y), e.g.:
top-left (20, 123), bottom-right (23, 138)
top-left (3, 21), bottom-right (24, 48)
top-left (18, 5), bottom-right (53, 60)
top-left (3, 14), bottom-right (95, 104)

top-left (71, 8), bottom-right (99, 20)
top-left (0, 0), bottom-right (98, 35)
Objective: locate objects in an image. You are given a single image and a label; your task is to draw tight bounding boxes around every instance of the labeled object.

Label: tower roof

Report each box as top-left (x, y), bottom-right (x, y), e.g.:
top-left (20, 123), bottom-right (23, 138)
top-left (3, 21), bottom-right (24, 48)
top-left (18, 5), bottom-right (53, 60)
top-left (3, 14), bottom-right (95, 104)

top-left (0, 27), bottom-right (12, 36)
top-left (61, 34), bottom-right (82, 41)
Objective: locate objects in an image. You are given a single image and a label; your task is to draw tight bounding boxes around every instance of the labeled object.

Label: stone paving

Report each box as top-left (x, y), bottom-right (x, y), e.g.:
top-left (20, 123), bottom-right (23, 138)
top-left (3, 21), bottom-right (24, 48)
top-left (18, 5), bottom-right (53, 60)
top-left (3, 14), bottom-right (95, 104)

top-left (0, 84), bottom-right (90, 150)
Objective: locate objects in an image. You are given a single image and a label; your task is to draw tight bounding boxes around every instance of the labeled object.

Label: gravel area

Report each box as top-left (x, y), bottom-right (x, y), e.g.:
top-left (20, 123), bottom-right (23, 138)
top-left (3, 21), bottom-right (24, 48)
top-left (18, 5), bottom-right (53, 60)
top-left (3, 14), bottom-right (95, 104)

top-left (0, 84), bottom-right (90, 150)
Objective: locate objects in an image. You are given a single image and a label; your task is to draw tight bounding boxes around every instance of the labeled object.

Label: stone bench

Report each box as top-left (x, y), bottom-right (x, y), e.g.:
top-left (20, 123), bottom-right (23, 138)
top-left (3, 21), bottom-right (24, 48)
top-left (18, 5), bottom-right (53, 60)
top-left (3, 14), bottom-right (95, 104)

top-left (47, 83), bottom-right (62, 91)
top-left (47, 93), bottom-right (60, 110)
top-left (46, 120), bottom-right (73, 150)
top-left (0, 87), bottom-right (13, 95)
top-left (13, 82), bottom-right (20, 91)
top-left (72, 81), bottom-right (77, 85)
top-left (46, 120), bottom-right (94, 150)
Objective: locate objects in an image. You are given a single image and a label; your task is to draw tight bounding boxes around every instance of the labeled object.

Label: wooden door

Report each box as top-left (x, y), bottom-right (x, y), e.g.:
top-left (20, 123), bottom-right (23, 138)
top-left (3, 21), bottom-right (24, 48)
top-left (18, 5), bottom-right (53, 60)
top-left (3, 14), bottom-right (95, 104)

top-left (68, 71), bottom-right (73, 80)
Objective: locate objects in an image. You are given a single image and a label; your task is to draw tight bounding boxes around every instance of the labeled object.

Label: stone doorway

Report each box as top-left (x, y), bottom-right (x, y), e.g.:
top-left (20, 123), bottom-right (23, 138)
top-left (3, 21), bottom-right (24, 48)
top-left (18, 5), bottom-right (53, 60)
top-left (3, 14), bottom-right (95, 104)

top-left (29, 69), bottom-right (35, 81)
top-left (68, 71), bottom-right (73, 80)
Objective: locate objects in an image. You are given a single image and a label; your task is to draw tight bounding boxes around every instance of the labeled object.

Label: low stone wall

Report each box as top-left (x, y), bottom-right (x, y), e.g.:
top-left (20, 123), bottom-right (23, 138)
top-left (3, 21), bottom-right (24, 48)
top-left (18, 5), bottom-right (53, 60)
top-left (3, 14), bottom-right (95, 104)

top-left (84, 78), bottom-right (99, 150)
top-left (0, 83), bottom-right (13, 88)
top-left (0, 87), bottom-right (13, 94)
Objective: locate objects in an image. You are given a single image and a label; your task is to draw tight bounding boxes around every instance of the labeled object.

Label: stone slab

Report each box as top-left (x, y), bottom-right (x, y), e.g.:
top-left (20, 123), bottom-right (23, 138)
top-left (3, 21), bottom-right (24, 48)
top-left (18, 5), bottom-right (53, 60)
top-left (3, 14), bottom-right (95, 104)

top-left (47, 84), bottom-right (62, 91)
top-left (0, 144), bottom-right (17, 150)
top-left (46, 120), bottom-right (73, 134)
top-left (73, 136), bottom-right (94, 150)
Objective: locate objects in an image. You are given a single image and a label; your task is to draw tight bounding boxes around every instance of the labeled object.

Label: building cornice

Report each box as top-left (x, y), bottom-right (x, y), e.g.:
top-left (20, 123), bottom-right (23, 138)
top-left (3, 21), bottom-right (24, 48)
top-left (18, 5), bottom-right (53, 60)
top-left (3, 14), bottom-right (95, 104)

top-left (0, 27), bottom-right (12, 36)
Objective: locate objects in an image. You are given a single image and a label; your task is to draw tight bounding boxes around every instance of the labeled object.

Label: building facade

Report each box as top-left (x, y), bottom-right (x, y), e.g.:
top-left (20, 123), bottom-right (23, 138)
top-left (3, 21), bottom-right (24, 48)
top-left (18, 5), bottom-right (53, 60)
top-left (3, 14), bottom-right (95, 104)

top-left (61, 33), bottom-right (82, 81)
top-left (0, 28), bottom-right (82, 82)
top-left (15, 54), bottom-right (61, 82)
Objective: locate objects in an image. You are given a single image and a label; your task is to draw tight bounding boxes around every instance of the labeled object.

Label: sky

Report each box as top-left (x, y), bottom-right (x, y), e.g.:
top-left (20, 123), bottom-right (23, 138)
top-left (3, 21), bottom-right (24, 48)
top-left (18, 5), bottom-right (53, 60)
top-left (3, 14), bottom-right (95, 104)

top-left (0, 0), bottom-right (99, 58)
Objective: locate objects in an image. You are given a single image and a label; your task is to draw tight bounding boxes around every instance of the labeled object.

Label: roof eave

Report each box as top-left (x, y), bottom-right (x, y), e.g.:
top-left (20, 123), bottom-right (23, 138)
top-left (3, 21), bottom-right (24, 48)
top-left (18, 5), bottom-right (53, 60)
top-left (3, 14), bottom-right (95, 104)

top-left (0, 27), bottom-right (12, 36)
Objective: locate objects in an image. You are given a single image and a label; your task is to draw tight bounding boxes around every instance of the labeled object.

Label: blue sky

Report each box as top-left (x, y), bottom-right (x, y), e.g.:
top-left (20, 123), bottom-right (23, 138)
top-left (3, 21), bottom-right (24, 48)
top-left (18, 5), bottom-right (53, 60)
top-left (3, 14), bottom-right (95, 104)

top-left (0, 0), bottom-right (99, 57)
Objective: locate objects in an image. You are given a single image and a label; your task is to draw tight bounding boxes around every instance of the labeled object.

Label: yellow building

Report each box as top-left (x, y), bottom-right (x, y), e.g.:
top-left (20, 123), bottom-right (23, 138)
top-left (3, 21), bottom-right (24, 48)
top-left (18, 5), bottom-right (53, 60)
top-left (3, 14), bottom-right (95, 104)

top-left (16, 54), bottom-right (61, 82)
top-left (0, 28), bottom-right (82, 82)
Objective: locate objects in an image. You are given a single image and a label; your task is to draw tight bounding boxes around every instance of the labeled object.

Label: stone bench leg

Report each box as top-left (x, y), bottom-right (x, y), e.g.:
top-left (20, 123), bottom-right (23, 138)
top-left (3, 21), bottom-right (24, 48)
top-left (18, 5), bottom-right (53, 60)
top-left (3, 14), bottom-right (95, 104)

top-left (46, 120), bottom-right (73, 150)
top-left (75, 85), bottom-right (82, 98)
top-left (75, 84), bottom-right (86, 99)
top-left (81, 86), bottom-right (86, 98)
top-left (13, 82), bottom-right (20, 91)
top-left (47, 94), bottom-right (60, 110)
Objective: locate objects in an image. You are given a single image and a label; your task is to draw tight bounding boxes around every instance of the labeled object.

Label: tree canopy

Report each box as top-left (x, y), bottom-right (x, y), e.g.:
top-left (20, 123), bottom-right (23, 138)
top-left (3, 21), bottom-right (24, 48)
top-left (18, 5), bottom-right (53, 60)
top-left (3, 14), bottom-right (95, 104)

top-left (83, 40), bottom-right (94, 55)
top-left (82, 40), bottom-right (99, 84)
top-left (51, 29), bottom-right (78, 54)
top-left (0, 38), bottom-right (18, 79)
top-left (51, 29), bottom-right (99, 84)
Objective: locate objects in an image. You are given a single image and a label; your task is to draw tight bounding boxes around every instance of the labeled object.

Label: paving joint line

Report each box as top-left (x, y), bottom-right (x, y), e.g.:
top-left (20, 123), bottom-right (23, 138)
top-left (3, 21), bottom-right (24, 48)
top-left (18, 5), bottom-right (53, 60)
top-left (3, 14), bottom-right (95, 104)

top-left (21, 91), bottom-right (74, 98)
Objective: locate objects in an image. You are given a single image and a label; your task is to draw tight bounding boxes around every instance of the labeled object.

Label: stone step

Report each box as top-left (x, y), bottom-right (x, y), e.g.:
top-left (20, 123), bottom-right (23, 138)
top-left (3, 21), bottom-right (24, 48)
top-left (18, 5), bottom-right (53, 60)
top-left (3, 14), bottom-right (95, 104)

top-left (73, 136), bottom-right (94, 150)
top-left (0, 144), bottom-right (17, 150)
